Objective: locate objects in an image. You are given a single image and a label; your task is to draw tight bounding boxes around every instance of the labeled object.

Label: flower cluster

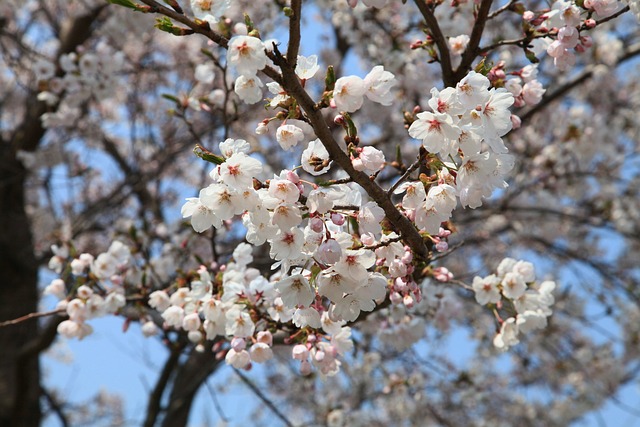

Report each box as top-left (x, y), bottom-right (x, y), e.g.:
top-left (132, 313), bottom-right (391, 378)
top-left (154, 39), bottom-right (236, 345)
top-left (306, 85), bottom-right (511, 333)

top-left (36, 43), bottom-right (126, 127)
top-left (504, 65), bottom-right (546, 108)
top-left (332, 65), bottom-right (397, 112)
top-left (401, 70), bottom-right (515, 239)
top-left (472, 258), bottom-right (556, 350)
top-left (45, 241), bottom-right (130, 339)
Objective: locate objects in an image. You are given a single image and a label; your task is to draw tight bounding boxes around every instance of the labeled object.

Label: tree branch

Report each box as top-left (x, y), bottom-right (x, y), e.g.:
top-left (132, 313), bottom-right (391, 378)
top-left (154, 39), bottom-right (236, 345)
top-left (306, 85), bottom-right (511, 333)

top-left (271, 50), bottom-right (429, 260)
top-left (233, 368), bottom-right (296, 427)
top-left (455, 0), bottom-right (494, 82)
top-left (0, 309), bottom-right (64, 328)
top-left (286, 0), bottom-right (302, 64)
top-left (412, 0), bottom-right (455, 87)
top-left (143, 341), bottom-right (185, 427)
top-left (520, 42), bottom-right (640, 124)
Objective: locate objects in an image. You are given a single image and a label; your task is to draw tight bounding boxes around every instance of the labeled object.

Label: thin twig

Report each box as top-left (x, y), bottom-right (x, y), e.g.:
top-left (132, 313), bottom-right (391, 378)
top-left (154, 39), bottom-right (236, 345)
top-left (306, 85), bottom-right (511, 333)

top-left (41, 386), bottom-right (70, 427)
top-left (233, 368), bottom-right (295, 427)
top-left (387, 151), bottom-right (427, 195)
top-left (0, 309), bottom-right (65, 328)
top-left (204, 380), bottom-right (229, 423)
top-left (487, 0), bottom-right (517, 19)
top-left (143, 341), bottom-right (185, 427)
top-left (136, 0), bottom-right (282, 83)
top-left (520, 42), bottom-right (640, 124)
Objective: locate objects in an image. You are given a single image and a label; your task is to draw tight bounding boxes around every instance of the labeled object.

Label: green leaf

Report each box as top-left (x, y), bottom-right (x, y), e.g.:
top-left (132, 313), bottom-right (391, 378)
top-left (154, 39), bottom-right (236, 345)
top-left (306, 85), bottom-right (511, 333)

top-left (155, 17), bottom-right (194, 36)
top-left (193, 144), bottom-right (225, 165)
top-left (243, 13), bottom-right (254, 32)
top-left (324, 65), bottom-right (336, 92)
top-left (524, 48), bottom-right (539, 64)
top-left (161, 93), bottom-right (180, 104)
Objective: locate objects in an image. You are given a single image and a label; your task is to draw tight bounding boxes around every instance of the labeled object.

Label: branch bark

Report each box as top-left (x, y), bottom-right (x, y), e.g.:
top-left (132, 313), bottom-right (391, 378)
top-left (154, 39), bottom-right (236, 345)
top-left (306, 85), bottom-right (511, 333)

top-left (271, 50), bottom-right (429, 260)
top-left (413, 0), bottom-right (455, 87)
top-left (454, 0), bottom-right (494, 82)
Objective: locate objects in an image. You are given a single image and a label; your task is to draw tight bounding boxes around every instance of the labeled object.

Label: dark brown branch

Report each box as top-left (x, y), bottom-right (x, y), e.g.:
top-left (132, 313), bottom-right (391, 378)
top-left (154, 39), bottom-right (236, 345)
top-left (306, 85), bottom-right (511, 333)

top-left (41, 386), bottom-right (69, 427)
top-left (481, 6), bottom-right (631, 54)
top-left (286, 0), bottom-right (302, 64)
top-left (271, 50), bottom-right (429, 260)
top-left (455, 0), bottom-right (494, 82)
top-left (143, 341), bottom-right (185, 427)
top-left (136, 0), bottom-right (283, 84)
top-left (413, 0), bottom-right (455, 87)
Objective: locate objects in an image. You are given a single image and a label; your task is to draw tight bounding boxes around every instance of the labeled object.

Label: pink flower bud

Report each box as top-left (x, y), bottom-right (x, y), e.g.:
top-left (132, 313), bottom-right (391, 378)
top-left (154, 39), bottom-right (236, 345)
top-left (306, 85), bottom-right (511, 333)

top-left (580, 35), bottom-right (593, 48)
top-left (523, 11), bottom-right (534, 21)
top-left (433, 267), bottom-right (453, 282)
top-left (334, 114), bottom-right (345, 125)
top-left (286, 170), bottom-right (300, 184)
top-left (360, 232), bottom-right (376, 246)
top-left (310, 217), bottom-right (324, 233)
top-left (317, 239), bottom-right (342, 265)
top-left (513, 96), bottom-right (525, 108)
top-left (510, 114), bottom-right (522, 129)
top-left (585, 19), bottom-right (596, 29)
top-left (255, 121), bottom-right (269, 135)
top-left (436, 241), bottom-right (449, 252)
top-left (231, 337), bottom-right (246, 352)
top-left (394, 279), bottom-right (407, 292)
top-left (390, 291), bottom-right (403, 304)
top-left (331, 213), bottom-right (345, 226)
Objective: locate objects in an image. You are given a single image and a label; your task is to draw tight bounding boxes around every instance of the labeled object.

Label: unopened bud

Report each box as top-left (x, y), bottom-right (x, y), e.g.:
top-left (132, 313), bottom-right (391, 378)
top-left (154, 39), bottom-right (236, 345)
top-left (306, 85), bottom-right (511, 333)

top-left (331, 213), bottom-right (345, 226)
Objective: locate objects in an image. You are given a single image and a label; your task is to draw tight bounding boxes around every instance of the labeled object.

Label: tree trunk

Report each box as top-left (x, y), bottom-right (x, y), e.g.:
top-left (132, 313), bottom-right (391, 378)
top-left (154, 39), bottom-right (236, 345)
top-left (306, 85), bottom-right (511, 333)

top-left (0, 6), bottom-right (107, 424)
top-left (0, 147), bottom-right (40, 427)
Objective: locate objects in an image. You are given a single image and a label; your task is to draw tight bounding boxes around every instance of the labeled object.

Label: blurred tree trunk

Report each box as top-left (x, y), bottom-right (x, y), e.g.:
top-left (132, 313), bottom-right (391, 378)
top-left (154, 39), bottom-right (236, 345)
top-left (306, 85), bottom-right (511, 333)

top-left (0, 146), bottom-right (40, 427)
top-left (0, 6), bottom-right (106, 425)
